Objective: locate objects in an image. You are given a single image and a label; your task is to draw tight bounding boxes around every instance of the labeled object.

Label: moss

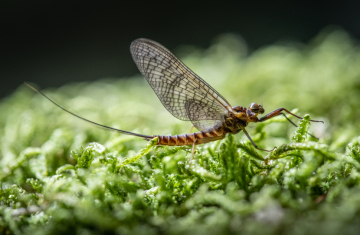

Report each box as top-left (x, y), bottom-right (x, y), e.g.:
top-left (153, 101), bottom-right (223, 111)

top-left (1, 28), bottom-right (360, 235)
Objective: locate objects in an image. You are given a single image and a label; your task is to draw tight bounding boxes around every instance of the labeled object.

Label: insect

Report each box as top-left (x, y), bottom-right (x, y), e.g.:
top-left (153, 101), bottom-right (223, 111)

top-left (26, 38), bottom-right (323, 165)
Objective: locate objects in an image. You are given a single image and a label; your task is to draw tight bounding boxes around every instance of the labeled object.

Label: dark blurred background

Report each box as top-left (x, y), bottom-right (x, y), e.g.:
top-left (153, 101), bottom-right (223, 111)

top-left (1, 0), bottom-right (360, 98)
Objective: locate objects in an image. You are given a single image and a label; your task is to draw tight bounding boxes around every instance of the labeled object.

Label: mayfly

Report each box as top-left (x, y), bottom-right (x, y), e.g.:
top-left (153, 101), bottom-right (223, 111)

top-left (26, 38), bottom-right (323, 164)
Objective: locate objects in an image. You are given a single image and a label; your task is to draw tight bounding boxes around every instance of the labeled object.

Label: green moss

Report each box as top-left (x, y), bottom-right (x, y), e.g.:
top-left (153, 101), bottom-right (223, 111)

top-left (1, 28), bottom-right (360, 235)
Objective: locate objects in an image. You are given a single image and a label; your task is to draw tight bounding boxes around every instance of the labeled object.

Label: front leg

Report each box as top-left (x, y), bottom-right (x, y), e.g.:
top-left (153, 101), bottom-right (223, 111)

top-left (258, 108), bottom-right (324, 123)
top-left (257, 108), bottom-right (323, 139)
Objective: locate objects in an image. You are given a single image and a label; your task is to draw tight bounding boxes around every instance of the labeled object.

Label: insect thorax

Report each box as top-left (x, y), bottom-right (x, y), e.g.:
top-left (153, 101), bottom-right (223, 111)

top-left (222, 108), bottom-right (248, 134)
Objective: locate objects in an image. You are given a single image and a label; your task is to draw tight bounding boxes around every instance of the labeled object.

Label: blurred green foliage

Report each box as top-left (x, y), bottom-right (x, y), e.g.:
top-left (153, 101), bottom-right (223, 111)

top-left (1, 28), bottom-right (360, 235)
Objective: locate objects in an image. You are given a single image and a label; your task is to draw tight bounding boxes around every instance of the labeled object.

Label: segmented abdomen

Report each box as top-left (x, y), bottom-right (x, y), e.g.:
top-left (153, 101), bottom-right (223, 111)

top-left (155, 128), bottom-right (224, 146)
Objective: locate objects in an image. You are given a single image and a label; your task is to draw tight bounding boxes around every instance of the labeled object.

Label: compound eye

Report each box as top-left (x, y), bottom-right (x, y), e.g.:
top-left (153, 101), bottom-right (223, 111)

top-left (249, 103), bottom-right (259, 113)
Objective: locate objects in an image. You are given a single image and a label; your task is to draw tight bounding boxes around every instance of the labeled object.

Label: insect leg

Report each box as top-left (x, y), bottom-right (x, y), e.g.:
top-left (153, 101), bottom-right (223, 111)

top-left (242, 128), bottom-right (274, 152)
top-left (188, 139), bottom-right (198, 170)
top-left (279, 113), bottom-right (319, 139)
top-left (258, 108), bottom-right (322, 139)
top-left (258, 108), bottom-right (324, 123)
top-left (190, 125), bottom-right (195, 133)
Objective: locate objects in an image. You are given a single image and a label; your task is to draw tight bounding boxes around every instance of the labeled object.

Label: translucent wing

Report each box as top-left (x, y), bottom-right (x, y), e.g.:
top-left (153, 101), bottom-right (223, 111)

top-left (130, 38), bottom-right (232, 131)
top-left (184, 99), bottom-right (224, 131)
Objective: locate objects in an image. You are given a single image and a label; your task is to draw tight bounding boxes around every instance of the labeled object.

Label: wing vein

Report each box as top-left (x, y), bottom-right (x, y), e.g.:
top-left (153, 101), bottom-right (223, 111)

top-left (131, 38), bottom-right (232, 131)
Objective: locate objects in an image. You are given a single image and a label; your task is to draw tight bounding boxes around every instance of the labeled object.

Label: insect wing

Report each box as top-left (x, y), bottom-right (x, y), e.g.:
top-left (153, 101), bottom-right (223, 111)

top-left (130, 38), bottom-right (232, 131)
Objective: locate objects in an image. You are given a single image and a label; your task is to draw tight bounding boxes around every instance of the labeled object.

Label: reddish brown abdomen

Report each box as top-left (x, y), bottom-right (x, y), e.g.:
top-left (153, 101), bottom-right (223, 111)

top-left (155, 128), bottom-right (224, 146)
